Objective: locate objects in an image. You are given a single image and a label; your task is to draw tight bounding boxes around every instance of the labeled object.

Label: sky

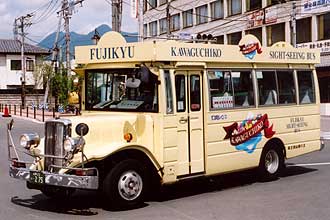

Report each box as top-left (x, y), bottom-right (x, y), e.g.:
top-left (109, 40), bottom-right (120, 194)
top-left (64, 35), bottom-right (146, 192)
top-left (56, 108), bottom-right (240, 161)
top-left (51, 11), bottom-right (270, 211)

top-left (0, 0), bottom-right (138, 43)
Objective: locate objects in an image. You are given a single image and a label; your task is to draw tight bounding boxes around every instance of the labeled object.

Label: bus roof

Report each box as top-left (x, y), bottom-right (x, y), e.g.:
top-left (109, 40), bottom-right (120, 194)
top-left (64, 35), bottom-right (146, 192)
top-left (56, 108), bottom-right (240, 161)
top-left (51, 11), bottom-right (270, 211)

top-left (75, 32), bottom-right (320, 67)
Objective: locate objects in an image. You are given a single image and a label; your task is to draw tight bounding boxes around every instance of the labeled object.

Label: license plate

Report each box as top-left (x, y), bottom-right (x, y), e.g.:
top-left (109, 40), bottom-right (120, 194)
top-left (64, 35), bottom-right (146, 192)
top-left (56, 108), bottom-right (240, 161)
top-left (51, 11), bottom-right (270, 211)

top-left (30, 171), bottom-right (45, 184)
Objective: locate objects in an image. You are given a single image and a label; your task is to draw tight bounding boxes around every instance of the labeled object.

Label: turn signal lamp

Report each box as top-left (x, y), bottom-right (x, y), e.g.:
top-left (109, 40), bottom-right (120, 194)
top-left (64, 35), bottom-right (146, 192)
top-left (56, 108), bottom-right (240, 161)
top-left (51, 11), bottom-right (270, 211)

top-left (124, 133), bottom-right (133, 143)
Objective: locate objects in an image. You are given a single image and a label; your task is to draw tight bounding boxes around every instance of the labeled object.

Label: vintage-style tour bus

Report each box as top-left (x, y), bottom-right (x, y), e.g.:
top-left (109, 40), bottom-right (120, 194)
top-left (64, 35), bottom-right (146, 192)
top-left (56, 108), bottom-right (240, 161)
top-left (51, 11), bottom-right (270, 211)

top-left (7, 32), bottom-right (323, 209)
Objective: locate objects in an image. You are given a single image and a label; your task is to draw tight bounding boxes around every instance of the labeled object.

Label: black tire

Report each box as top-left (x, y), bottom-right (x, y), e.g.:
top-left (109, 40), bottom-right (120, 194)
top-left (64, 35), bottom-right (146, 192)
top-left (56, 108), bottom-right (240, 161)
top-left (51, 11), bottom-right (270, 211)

top-left (259, 145), bottom-right (284, 180)
top-left (41, 186), bottom-right (75, 199)
top-left (103, 159), bottom-right (149, 209)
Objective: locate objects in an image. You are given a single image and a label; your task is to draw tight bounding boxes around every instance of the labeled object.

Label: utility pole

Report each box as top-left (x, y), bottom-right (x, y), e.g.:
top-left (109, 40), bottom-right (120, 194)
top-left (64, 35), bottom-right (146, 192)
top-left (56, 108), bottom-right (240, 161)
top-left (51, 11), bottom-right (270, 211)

top-left (166, 1), bottom-right (171, 36)
top-left (291, 1), bottom-right (297, 47)
top-left (112, 0), bottom-right (122, 32)
top-left (58, 0), bottom-right (84, 77)
top-left (14, 14), bottom-right (33, 109)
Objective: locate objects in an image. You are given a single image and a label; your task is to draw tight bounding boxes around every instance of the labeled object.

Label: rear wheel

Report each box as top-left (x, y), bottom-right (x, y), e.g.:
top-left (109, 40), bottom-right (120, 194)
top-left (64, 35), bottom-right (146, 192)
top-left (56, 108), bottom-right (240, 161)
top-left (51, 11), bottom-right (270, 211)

top-left (259, 145), bottom-right (284, 180)
top-left (103, 159), bottom-right (149, 209)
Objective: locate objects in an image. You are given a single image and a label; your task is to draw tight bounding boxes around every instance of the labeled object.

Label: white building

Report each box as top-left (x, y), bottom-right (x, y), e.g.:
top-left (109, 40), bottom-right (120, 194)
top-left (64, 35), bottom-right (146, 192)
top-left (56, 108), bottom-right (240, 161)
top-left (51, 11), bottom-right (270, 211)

top-left (141, 0), bottom-right (330, 115)
top-left (0, 39), bottom-right (50, 90)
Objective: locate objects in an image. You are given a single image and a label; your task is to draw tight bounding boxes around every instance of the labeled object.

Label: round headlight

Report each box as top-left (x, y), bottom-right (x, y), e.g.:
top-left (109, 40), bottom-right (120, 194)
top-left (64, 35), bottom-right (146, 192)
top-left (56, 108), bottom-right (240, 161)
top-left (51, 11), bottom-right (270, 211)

top-left (19, 135), bottom-right (28, 148)
top-left (19, 133), bottom-right (40, 149)
top-left (64, 138), bottom-right (73, 152)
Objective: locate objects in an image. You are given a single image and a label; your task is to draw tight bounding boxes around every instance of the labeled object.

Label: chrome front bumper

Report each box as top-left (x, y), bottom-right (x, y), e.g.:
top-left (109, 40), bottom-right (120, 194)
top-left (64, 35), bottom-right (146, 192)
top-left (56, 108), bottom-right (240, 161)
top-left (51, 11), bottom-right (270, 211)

top-left (9, 165), bottom-right (99, 190)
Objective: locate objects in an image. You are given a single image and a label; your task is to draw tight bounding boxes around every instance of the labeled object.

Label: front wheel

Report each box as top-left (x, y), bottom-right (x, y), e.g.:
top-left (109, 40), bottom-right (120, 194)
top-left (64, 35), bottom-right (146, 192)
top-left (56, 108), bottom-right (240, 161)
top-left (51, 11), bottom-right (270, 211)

top-left (103, 159), bottom-right (148, 209)
top-left (259, 146), bottom-right (284, 180)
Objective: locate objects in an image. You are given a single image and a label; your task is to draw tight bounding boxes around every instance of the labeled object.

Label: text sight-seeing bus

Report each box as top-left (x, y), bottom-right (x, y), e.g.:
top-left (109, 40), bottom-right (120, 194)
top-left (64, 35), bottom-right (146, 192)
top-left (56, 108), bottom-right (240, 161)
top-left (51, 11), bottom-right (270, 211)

top-left (6, 32), bottom-right (323, 209)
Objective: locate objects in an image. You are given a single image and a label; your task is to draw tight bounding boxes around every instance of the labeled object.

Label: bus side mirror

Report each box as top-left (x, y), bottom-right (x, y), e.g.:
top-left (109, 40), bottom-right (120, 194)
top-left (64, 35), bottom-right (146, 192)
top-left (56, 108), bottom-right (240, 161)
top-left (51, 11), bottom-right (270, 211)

top-left (75, 123), bottom-right (89, 136)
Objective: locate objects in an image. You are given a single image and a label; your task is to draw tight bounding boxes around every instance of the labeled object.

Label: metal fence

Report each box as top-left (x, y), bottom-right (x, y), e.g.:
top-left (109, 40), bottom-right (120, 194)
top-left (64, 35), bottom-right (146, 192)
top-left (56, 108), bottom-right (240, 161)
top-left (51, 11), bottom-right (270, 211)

top-left (0, 103), bottom-right (57, 122)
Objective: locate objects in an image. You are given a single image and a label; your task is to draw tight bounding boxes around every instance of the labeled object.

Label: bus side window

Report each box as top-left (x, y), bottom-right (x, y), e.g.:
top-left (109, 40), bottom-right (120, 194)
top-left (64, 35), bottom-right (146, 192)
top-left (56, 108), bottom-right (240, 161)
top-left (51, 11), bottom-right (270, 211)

top-left (277, 70), bottom-right (296, 104)
top-left (190, 75), bottom-right (201, 111)
top-left (257, 71), bottom-right (278, 105)
top-left (208, 70), bottom-right (234, 110)
top-left (175, 75), bottom-right (186, 112)
top-left (297, 70), bottom-right (315, 104)
top-left (232, 71), bottom-right (254, 107)
top-left (164, 70), bottom-right (174, 114)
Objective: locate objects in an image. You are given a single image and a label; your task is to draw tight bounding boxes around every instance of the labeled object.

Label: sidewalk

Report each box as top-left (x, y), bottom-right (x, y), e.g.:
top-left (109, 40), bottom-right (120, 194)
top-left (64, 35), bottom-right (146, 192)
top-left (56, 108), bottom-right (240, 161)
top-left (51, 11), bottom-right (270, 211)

top-left (1, 107), bottom-right (76, 122)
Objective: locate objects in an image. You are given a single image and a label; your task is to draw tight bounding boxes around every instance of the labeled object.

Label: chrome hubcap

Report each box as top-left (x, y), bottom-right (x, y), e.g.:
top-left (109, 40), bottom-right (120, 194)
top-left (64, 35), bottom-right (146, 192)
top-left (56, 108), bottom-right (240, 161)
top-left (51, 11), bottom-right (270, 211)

top-left (118, 170), bottom-right (143, 201)
top-left (265, 149), bottom-right (279, 174)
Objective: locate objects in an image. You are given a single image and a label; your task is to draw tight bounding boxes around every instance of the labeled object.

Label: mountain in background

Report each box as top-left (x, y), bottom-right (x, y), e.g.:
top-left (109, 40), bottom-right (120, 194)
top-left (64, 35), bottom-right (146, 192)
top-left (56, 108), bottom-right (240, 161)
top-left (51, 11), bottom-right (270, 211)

top-left (38, 24), bottom-right (138, 58)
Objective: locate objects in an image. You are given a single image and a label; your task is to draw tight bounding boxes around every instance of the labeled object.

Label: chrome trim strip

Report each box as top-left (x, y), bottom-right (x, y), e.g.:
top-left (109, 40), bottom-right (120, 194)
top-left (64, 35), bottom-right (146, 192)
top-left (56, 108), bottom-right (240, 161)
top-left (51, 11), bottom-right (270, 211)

top-left (9, 166), bottom-right (99, 190)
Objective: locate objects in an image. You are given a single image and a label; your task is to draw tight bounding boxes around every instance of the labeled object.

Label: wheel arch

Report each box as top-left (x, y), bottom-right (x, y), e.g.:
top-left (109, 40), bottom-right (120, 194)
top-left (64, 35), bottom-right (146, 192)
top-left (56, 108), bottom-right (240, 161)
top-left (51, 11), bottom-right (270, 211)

top-left (98, 146), bottom-right (162, 185)
top-left (262, 137), bottom-right (286, 159)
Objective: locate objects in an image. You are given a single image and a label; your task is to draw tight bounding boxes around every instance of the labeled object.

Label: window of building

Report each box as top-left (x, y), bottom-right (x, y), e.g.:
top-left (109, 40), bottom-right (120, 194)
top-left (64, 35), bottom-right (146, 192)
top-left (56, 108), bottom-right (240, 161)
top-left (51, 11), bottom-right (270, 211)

top-left (296, 17), bottom-right (311, 44)
top-left (215, 35), bottom-right (224, 44)
top-left (211, 0), bottom-right (224, 21)
top-left (267, 0), bottom-right (282, 6)
top-left (297, 70), bottom-right (315, 104)
top-left (190, 75), bottom-right (201, 111)
top-left (196, 4), bottom-right (208, 25)
top-left (183, 9), bottom-right (193, 28)
top-left (246, 27), bottom-right (262, 43)
top-left (257, 70), bottom-right (296, 105)
top-left (319, 75), bottom-right (330, 103)
top-left (170, 13), bottom-right (180, 32)
top-left (318, 12), bottom-right (330, 40)
top-left (208, 70), bottom-right (254, 109)
top-left (143, 23), bottom-right (148, 37)
top-left (159, 18), bottom-right (167, 34)
top-left (228, 0), bottom-right (241, 16)
top-left (159, 0), bottom-right (167, 6)
top-left (26, 60), bottom-right (34, 72)
top-left (266, 23), bottom-right (285, 46)
top-left (246, 0), bottom-right (262, 11)
top-left (175, 75), bottom-right (186, 112)
top-left (164, 70), bottom-right (173, 113)
top-left (149, 0), bottom-right (157, 8)
top-left (227, 31), bottom-right (242, 45)
top-left (10, 60), bottom-right (21, 70)
top-left (149, 21), bottom-right (157, 36)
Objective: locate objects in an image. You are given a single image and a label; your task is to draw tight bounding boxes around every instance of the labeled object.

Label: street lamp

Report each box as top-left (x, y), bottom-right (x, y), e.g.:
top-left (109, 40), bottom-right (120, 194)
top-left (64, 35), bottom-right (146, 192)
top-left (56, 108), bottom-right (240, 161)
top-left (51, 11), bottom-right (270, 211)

top-left (91, 29), bottom-right (100, 45)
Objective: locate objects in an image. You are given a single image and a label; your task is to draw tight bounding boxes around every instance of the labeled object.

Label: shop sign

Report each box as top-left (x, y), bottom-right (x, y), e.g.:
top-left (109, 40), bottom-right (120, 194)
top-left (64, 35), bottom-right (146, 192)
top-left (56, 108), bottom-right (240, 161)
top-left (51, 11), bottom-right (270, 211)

top-left (303, 0), bottom-right (330, 13)
top-left (297, 40), bottom-right (330, 53)
top-left (265, 6), bottom-right (277, 24)
top-left (247, 9), bottom-right (264, 28)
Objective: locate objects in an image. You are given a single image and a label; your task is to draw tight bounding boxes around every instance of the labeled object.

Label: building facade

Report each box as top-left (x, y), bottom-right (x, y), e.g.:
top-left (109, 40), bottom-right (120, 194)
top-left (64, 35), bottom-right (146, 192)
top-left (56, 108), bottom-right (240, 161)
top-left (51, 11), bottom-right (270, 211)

top-left (141, 0), bottom-right (330, 115)
top-left (0, 39), bottom-right (49, 90)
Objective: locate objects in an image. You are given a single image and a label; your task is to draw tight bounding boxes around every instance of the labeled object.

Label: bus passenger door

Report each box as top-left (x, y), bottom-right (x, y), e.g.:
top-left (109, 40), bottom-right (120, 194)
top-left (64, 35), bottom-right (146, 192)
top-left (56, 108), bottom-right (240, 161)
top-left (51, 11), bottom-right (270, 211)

top-left (175, 71), bottom-right (205, 176)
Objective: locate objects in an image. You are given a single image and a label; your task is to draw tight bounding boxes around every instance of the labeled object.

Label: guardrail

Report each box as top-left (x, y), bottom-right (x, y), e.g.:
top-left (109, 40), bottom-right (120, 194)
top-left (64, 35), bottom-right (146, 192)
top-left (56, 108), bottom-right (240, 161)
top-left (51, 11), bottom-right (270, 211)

top-left (0, 103), bottom-right (79, 122)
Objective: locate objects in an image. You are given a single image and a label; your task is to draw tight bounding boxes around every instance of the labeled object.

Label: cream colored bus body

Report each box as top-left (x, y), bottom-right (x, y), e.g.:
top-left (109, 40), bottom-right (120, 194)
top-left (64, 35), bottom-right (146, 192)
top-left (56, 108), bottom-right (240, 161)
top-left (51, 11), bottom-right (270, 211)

top-left (72, 32), bottom-right (321, 184)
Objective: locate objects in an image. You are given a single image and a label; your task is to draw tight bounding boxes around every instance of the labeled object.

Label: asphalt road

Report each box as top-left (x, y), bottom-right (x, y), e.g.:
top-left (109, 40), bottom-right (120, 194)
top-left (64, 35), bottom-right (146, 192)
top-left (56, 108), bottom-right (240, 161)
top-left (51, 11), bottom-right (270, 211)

top-left (1, 116), bottom-right (330, 220)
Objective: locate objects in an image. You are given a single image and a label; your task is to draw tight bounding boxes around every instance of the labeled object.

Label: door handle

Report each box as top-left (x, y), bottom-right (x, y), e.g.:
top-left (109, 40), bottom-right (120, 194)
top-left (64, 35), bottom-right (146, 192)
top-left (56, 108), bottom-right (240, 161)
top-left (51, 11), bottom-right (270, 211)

top-left (190, 116), bottom-right (198, 120)
top-left (179, 117), bottom-right (188, 123)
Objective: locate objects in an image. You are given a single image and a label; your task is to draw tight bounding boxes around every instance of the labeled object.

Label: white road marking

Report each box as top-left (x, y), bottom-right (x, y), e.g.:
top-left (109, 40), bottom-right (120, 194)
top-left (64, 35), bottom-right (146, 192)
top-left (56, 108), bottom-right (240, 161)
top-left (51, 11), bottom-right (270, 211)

top-left (288, 162), bottom-right (330, 167)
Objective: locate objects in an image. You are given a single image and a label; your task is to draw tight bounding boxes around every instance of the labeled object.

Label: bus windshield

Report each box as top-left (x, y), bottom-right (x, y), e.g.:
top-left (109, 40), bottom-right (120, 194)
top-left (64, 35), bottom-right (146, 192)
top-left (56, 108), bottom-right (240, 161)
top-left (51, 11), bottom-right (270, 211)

top-left (85, 68), bottom-right (158, 112)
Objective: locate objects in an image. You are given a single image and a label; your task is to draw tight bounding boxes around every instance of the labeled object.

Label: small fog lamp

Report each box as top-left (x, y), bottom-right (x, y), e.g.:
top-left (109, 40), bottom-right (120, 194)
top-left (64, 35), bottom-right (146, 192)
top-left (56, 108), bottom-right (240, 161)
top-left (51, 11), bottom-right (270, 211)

top-left (124, 133), bottom-right (133, 142)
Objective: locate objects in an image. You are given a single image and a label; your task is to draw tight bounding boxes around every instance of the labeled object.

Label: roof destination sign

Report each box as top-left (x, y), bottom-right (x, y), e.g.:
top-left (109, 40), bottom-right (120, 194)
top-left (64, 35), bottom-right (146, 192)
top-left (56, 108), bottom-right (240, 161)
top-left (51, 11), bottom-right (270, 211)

top-left (75, 32), bottom-right (320, 65)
